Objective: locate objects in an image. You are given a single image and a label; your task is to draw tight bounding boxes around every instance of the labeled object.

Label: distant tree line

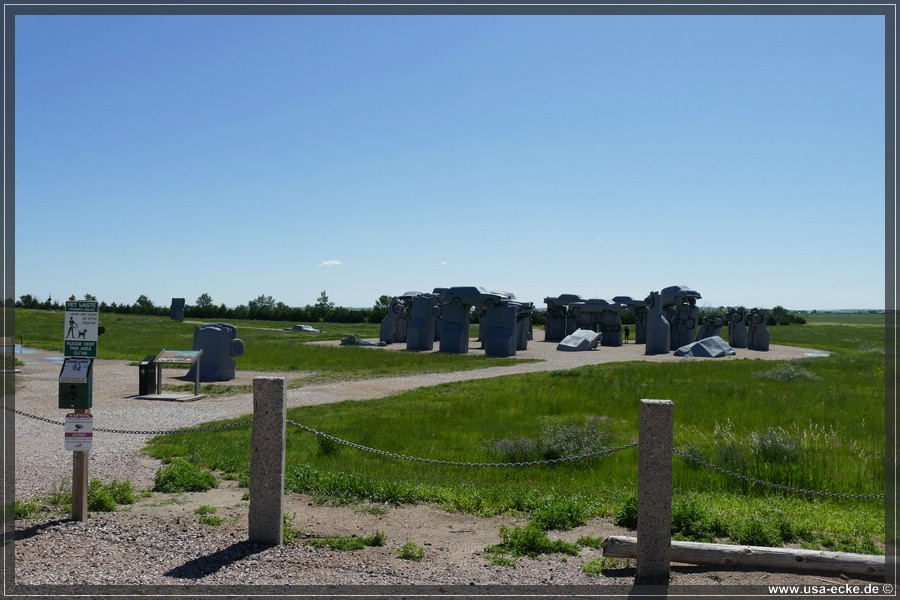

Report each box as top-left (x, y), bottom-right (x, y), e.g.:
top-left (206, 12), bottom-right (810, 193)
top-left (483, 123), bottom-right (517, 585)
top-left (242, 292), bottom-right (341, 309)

top-left (14, 293), bottom-right (805, 327)
top-left (698, 306), bottom-right (806, 326)
top-left (16, 291), bottom-right (387, 324)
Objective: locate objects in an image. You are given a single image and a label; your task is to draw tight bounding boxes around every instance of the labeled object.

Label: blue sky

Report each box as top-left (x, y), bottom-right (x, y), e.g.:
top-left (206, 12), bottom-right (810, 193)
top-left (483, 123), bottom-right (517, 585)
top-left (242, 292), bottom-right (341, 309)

top-left (13, 12), bottom-right (888, 311)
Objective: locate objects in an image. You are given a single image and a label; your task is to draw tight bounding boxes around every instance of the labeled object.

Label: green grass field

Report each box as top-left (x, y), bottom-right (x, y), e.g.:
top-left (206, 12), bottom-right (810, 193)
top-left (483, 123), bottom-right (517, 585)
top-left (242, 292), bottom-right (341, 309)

top-left (13, 309), bottom-right (525, 381)
top-left (799, 312), bottom-right (885, 326)
top-left (15, 308), bottom-right (889, 552)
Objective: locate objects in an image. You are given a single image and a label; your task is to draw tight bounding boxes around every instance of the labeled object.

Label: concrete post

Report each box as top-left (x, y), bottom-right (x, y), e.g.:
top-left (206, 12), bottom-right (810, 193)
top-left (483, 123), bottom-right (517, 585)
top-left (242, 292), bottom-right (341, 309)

top-left (249, 377), bottom-right (286, 545)
top-left (636, 399), bottom-right (674, 585)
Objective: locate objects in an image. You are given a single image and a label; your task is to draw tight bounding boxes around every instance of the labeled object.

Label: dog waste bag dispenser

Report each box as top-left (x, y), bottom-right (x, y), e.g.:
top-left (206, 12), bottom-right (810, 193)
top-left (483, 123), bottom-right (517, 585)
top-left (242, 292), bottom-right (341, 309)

top-left (59, 357), bottom-right (93, 409)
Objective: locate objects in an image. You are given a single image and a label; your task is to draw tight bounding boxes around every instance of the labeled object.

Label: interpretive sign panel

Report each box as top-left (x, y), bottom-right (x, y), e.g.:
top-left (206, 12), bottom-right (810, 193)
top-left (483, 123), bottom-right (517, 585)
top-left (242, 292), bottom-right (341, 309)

top-left (64, 301), bottom-right (99, 357)
top-left (155, 349), bottom-right (202, 365)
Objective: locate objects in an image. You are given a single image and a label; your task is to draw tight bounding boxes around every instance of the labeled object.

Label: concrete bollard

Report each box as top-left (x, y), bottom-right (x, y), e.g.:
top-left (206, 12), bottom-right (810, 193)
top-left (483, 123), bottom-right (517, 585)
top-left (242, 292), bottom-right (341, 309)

top-left (249, 377), bottom-right (286, 545)
top-left (636, 399), bottom-right (674, 585)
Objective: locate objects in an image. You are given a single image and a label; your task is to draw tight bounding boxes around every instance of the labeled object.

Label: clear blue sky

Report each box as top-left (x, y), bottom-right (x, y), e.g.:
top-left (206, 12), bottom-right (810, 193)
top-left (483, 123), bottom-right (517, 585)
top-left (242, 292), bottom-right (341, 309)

top-left (13, 12), bottom-right (887, 311)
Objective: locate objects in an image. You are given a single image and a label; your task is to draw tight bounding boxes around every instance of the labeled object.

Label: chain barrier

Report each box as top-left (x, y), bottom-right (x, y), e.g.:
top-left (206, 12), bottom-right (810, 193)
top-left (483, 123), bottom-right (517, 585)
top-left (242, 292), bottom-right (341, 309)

top-left (6, 405), bottom-right (887, 497)
top-left (674, 448), bottom-right (887, 499)
top-left (6, 406), bottom-right (253, 436)
top-left (288, 418), bottom-right (637, 467)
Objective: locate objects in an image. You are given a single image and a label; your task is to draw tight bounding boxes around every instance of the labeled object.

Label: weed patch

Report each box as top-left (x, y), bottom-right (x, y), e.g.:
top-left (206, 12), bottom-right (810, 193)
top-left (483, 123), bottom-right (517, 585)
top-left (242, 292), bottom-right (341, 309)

top-left (528, 493), bottom-right (592, 530)
top-left (153, 459), bottom-right (218, 493)
top-left (614, 495), bottom-right (637, 529)
top-left (488, 416), bottom-right (615, 463)
top-left (581, 556), bottom-right (605, 577)
top-left (483, 523), bottom-right (579, 566)
top-left (397, 540), bottom-right (425, 561)
top-left (87, 479), bottom-right (137, 512)
top-left (283, 512), bottom-right (298, 544)
top-left (754, 363), bottom-right (818, 382)
top-left (193, 504), bottom-right (222, 525)
top-left (309, 530), bottom-right (386, 551)
top-left (575, 535), bottom-right (604, 549)
top-left (14, 499), bottom-right (40, 519)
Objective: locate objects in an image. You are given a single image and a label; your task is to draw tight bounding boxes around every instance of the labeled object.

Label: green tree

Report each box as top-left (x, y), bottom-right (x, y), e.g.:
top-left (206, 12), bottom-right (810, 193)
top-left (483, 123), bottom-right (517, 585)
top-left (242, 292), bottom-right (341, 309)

top-left (767, 305), bottom-right (806, 326)
top-left (134, 294), bottom-right (156, 314)
top-left (311, 290), bottom-right (335, 321)
top-left (248, 294), bottom-right (277, 319)
top-left (195, 293), bottom-right (214, 308)
top-left (17, 294), bottom-right (40, 308)
top-left (369, 294), bottom-right (392, 324)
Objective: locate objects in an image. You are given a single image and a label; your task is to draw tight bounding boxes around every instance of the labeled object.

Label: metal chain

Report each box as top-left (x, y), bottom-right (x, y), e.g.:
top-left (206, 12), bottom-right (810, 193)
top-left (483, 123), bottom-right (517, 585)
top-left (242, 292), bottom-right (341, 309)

top-left (5, 404), bottom-right (887, 498)
top-left (6, 406), bottom-right (253, 435)
top-left (674, 449), bottom-right (887, 499)
top-left (287, 418), bottom-right (637, 467)
top-left (5, 408), bottom-right (63, 426)
top-left (93, 420), bottom-right (253, 435)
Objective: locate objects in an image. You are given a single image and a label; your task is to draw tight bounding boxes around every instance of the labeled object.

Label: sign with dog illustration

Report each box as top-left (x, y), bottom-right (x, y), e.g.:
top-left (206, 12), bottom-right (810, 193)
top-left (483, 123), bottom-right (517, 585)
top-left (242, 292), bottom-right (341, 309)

top-left (64, 301), bottom-right (99, 357)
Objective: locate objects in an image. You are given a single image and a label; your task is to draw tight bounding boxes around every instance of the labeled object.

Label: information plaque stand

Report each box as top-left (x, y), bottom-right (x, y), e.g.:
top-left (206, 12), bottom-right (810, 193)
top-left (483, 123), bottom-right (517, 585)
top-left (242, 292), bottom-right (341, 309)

top-left (137, 349), bottom-right (205, 402)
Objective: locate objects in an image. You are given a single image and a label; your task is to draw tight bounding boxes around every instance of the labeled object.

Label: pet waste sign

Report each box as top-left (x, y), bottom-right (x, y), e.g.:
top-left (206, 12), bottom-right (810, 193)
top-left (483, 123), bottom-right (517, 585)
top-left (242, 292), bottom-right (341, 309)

top-left (64, 301), bottom-right (99, 357)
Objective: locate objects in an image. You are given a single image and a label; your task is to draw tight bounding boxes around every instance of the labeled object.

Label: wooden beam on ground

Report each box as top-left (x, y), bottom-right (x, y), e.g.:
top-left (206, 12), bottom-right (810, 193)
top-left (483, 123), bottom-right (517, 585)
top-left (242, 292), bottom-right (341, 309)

top-left (602, 535), bottom-right (885, 578)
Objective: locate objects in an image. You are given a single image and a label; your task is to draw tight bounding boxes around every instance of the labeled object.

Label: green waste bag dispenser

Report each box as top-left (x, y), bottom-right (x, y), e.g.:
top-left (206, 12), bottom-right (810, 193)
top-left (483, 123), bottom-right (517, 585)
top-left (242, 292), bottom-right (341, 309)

top-left (58, 357), bottom-right (93, 409)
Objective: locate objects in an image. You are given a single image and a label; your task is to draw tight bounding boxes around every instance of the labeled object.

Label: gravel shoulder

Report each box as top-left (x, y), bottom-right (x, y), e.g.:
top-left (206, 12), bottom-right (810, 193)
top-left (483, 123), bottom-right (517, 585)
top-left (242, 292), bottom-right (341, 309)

top-left (12, 333), bottom-right (881, 590)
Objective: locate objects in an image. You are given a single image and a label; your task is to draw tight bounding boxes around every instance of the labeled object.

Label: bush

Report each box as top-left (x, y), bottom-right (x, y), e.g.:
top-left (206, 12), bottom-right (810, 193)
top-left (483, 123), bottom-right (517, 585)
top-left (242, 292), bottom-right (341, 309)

top-left (106, 479), bottom-right (137, 504)
top-left (529, 494), bottom-right (591, 530)
top-left (153, 458), bottom-right (218, 493)
top-left (87, 479), bottom-right (136, 512)
top-left (87, 479), bottom-right (117, 512)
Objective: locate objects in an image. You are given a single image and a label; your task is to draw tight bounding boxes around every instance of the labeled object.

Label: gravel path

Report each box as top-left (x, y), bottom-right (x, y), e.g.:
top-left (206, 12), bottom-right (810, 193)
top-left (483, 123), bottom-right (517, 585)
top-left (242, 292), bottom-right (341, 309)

top-left (12, 333), bottom-right (877, 591)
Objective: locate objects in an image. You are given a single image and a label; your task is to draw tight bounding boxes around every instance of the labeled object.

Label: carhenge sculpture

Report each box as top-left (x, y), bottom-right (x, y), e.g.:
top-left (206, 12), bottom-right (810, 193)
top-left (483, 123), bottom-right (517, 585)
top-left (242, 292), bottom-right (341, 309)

top-left (725, 306), bottom-right (749, 349)
top-left (542, 294), bottom-right (584, 342)
top-left (379, 291), bottom-right (443, 349)
top-left (695, 314), bottom-right (724, 341)
top-left (379, 293), bottom-right (414, 344)
top-left (747, 307), bottom-right (771, 351)
top-left (438, 286), bottom-right (533, 358)
top-left (567, 299), bottom-right (624, 346)
top-left (612, 296), bottom-right (649, 344)
top-left (645, 285), bottom-right (702, 355)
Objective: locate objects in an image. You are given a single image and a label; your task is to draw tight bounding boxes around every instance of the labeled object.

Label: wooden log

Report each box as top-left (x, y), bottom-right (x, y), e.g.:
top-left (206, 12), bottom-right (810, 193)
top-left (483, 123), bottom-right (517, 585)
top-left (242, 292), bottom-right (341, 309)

top-left (602, 535), bottom-right (885, 577)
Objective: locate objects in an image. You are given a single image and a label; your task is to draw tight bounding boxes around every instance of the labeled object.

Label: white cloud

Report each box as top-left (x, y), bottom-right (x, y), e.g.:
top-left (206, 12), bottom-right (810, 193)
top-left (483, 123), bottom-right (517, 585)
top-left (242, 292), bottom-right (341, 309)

top-left (318, 259), bottom-right (343, 267)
